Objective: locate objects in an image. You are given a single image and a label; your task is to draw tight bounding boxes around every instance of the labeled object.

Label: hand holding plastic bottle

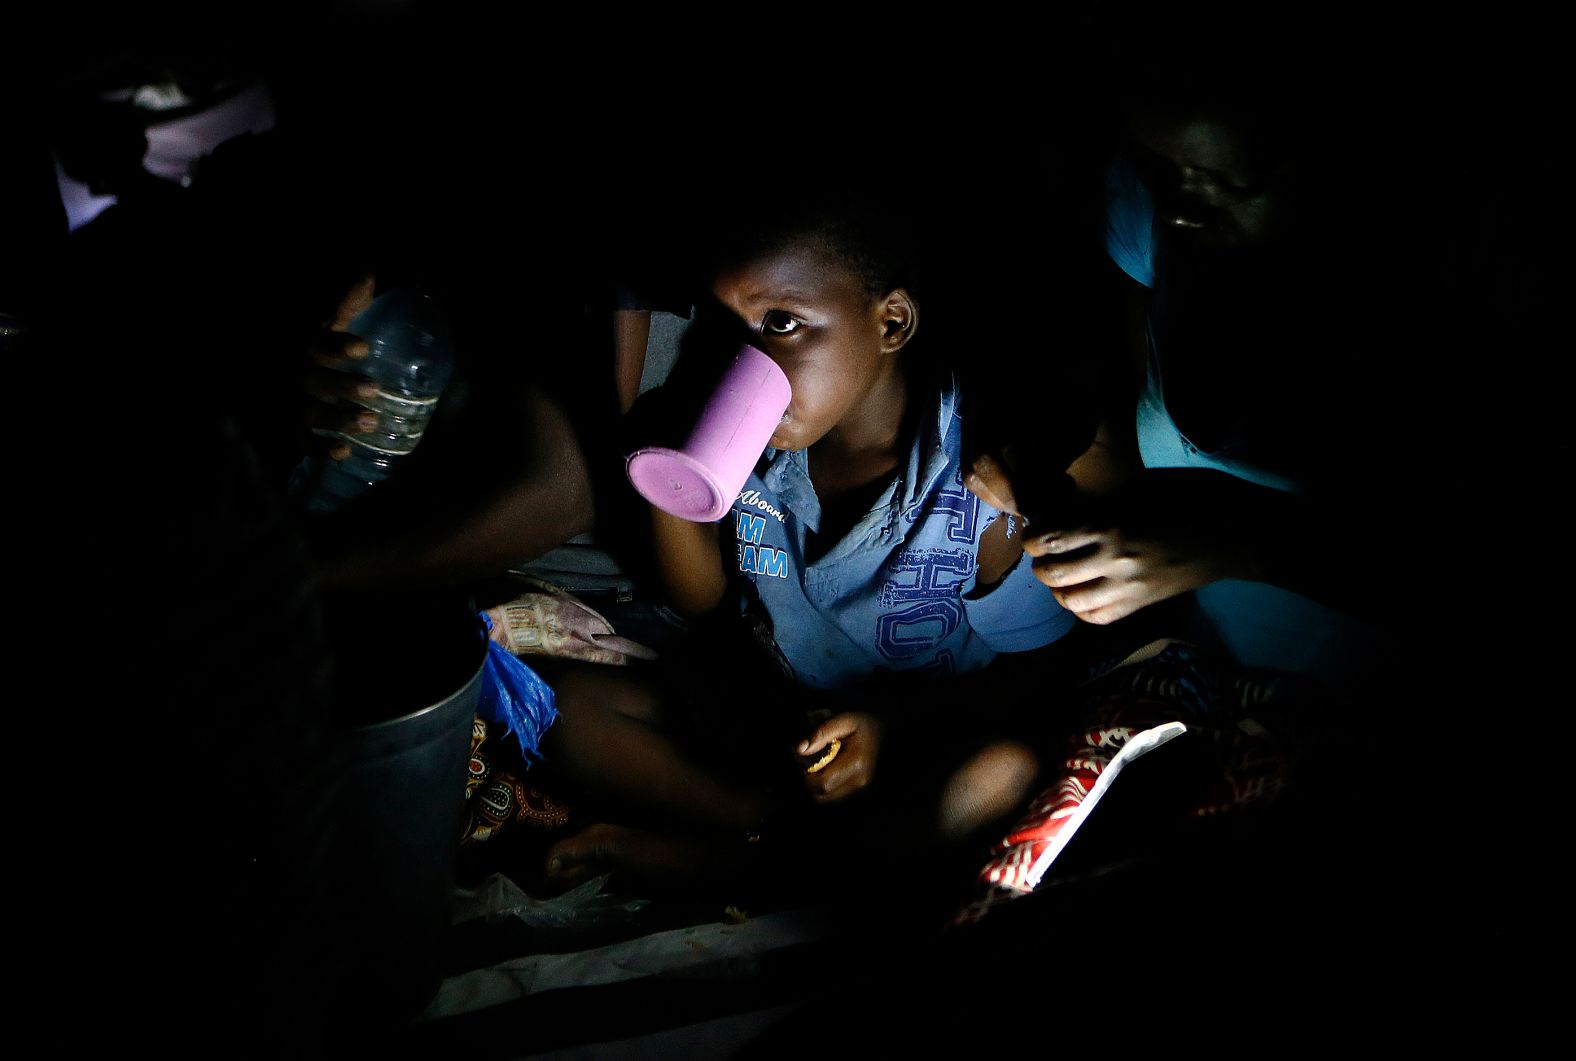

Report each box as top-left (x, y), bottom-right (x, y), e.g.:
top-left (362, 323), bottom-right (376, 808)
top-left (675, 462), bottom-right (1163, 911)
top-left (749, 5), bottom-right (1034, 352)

top-left (303, 274), bottom-right (380, 457)
top-left (294, 275), bottom-right (456, 513)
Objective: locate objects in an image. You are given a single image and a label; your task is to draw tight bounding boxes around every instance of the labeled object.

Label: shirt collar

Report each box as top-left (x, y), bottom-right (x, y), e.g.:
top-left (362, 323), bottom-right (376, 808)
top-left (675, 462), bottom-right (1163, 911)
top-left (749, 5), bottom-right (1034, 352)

top-left (757, 374), bottom-right (961, 544)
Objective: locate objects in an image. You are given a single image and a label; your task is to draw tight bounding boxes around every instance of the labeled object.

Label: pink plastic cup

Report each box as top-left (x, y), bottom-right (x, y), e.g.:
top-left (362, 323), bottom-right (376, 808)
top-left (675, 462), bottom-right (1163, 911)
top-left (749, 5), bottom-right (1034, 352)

top-left (626, 345), bottom-right (792, 522)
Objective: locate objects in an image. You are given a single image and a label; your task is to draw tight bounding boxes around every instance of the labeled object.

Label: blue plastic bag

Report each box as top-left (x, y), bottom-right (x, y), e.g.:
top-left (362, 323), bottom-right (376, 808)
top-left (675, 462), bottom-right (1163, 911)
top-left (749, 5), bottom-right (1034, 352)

top-left (477, 612), bottom-right (559, 765)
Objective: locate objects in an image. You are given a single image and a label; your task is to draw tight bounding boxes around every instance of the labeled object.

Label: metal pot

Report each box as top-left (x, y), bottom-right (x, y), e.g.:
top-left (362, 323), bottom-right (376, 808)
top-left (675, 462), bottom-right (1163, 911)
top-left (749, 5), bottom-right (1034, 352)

top-left (327, 614), bottom-right (486, 1027)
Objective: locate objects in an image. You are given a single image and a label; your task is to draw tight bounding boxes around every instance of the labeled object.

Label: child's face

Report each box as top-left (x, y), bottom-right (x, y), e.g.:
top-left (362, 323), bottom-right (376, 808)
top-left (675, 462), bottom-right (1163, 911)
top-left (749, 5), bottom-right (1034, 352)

top-left (710, 239), bottom-right (914, 452)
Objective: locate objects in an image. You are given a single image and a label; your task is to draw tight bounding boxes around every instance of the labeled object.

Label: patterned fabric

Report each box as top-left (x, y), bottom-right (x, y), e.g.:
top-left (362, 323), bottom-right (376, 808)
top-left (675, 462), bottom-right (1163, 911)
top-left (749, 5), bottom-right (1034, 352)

top-left (967, 722), bottom-right (1184, 902)
top-left (462, 717), bottom-right (573, 846)
top-left (957, 640), bottom-right (1293, 924)
top-left (484, 576), bottom-right (658, 666)
top-left (466, 577), bottom-right (656, 847)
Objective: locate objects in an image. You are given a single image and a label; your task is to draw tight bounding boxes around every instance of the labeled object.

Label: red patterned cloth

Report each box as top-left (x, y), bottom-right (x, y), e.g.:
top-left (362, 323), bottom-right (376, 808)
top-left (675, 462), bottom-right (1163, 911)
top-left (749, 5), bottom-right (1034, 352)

top-left (957, 640), bottom-right (1291, 924)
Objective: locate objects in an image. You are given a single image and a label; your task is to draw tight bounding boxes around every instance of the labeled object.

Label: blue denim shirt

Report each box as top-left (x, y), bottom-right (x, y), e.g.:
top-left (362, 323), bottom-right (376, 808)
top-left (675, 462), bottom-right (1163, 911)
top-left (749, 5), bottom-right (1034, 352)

top-left (728, 378), bottom-right (1075, 691)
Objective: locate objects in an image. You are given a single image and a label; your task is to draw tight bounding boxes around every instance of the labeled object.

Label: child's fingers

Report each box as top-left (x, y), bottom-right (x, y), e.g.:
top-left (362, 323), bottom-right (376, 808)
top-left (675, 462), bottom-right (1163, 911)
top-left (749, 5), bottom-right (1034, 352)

top-left (801, 738), bottom-right (842, 774)
top-left (796, 713), bottom-right (861, 757)
top-left (807, 752), bottom-right (870, 802)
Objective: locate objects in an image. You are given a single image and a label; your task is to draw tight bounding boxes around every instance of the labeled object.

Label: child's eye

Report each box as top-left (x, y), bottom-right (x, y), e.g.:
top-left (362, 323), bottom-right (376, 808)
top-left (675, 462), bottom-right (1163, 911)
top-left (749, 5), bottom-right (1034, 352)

top-left (760, 311), bottom-right (801, 336)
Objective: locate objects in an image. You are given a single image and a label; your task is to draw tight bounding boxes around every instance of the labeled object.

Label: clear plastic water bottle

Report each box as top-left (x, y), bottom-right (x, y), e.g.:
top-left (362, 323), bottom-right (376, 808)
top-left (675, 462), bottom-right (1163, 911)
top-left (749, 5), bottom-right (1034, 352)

top-left (294, 287), bottom-right (455, 513)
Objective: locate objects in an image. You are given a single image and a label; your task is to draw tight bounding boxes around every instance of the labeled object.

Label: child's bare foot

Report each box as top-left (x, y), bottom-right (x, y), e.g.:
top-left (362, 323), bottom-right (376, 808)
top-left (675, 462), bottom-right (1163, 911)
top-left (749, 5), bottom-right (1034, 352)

top-left (544, 823), bottom-right (742, 894)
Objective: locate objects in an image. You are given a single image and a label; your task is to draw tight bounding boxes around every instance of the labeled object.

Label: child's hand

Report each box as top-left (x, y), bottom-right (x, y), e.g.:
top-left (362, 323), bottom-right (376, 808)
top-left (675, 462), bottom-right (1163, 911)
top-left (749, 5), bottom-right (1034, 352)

top-left (797, 713), bottom-right (883, 803)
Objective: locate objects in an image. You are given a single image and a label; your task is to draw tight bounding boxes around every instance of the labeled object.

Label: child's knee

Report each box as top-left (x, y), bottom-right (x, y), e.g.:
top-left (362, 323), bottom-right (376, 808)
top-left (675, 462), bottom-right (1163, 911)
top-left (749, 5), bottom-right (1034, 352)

top-left (936, 740), bottom-right (1039, 841)
top-left (553, 665), bottom-right (664, 724)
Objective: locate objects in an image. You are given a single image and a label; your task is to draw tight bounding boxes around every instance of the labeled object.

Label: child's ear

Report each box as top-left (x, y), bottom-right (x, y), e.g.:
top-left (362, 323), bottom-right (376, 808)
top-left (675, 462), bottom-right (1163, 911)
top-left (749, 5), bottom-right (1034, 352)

top-left (879, 288), bottom-right (918, 353)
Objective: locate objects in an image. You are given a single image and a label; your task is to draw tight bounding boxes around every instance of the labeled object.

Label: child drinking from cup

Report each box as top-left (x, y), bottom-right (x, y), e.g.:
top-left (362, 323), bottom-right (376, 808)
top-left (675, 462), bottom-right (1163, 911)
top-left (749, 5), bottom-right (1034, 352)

top-left (542, 181), bottom-right (1081, 893)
